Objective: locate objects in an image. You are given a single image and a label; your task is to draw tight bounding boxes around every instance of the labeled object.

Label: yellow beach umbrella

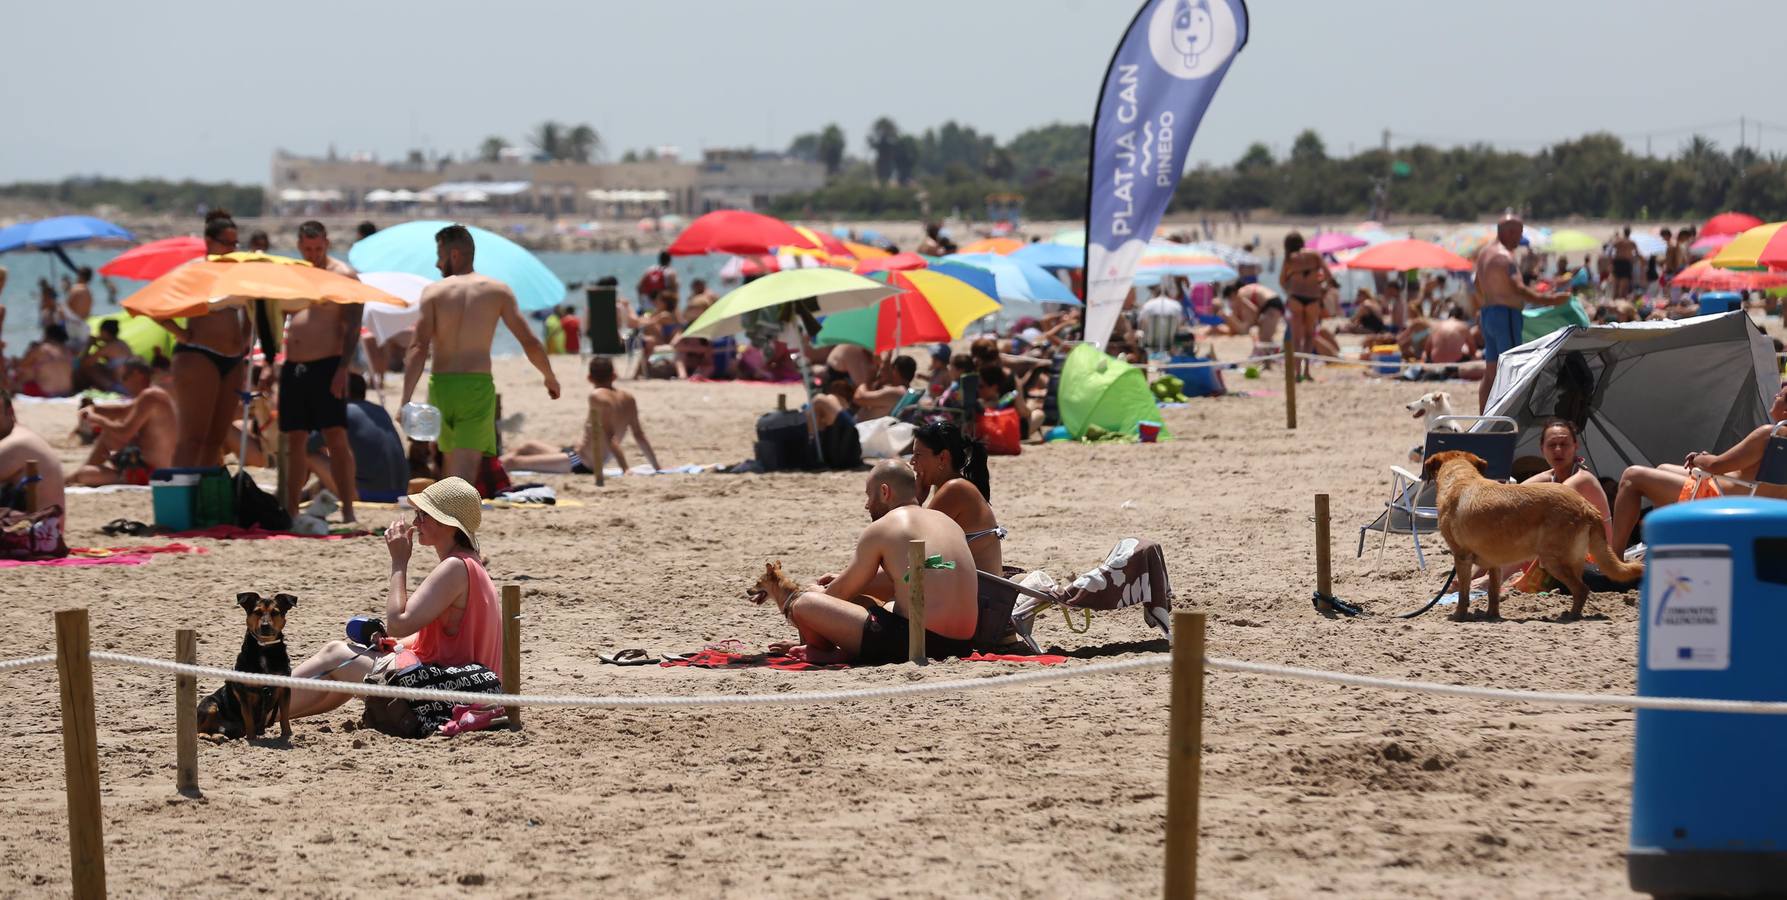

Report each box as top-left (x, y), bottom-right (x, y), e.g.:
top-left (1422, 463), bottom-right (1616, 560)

top-left (1709, 221), bottom-right (1787, 270)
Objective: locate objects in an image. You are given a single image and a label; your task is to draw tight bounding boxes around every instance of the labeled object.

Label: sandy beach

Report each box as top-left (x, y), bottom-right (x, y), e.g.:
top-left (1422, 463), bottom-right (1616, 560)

top-left (0, 333), bottom-right (1694, 899)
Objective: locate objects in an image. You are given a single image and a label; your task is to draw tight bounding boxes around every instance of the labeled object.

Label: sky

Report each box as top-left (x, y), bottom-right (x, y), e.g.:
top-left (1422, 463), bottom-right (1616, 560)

top-left (4, 0), bottom-right (1785, 185)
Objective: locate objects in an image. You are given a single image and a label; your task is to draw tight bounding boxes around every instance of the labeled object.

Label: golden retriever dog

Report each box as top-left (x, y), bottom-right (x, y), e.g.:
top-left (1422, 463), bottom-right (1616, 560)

top-left (1423, 450), bottom-right (1643, 621)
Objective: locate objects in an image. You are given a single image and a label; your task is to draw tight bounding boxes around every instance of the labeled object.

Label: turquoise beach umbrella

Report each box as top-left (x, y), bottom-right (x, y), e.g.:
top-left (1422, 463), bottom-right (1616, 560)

top-left (346, 220), bottom-right (566, 311)
top-left (944, 252), bottom-right (1081, 305)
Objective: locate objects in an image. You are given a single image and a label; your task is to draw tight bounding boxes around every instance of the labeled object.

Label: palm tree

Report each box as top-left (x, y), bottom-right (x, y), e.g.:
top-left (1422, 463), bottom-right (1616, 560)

top-left (529, 121), bottom-right (564, 161)
top-left (868, 118), bottom-right (902, 184)
top-left (479, 136), bottom-right (510, 163)
top-left (566, 124), bottom-right (602, 164)
top-left (818, 124), bottom-right (846, 177)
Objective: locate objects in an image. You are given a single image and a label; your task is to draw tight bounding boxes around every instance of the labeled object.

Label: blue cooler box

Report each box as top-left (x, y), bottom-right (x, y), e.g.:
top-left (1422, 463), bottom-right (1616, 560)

top-left (1629, 498), bottom-right (1787, 895)
top-left (1697, 291), bottom-right (1743, 316)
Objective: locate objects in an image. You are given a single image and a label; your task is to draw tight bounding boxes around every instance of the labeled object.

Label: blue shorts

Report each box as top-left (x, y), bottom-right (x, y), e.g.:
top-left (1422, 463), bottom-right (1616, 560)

top-left (1479, 306), bottom-right (1523, 363)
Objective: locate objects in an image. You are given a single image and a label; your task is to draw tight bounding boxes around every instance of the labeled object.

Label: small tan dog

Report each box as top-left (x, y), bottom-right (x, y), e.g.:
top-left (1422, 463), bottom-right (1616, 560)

top-left (1424, 450), bottom-right (1643, 621)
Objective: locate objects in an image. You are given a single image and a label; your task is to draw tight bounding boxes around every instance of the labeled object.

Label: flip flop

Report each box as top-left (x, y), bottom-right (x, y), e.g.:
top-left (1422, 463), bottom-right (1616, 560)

top-left (598, 648), bottom-right (658, 666)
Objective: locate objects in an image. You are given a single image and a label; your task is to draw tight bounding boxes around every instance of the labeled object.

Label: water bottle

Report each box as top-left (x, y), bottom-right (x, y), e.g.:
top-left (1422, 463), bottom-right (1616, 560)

top-left (400, 402), bottom-right (442, 441)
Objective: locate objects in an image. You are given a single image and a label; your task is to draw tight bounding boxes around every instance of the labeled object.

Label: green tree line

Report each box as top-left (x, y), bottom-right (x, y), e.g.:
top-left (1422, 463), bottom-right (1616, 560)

top-left (0, 178), bottom-right (265, 217)
top-left (768, 120), bottom-right (1787, 223)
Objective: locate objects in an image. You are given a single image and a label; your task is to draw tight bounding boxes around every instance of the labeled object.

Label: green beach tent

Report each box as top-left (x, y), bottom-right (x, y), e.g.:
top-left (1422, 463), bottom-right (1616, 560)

top-left (88, 312), bottom-right (175, 362)
top-left (1058, 344), bottom-right (1171, 440)
top-left (1521, 299), bottom-right (1592, 344)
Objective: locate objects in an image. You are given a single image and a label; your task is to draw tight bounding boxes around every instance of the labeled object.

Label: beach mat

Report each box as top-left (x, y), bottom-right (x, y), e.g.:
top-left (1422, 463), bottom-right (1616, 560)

top-left (169, 525), bottom-right (371, 541)
top-left (0, 542), bottom-right (206, 569)
top-left (658, 647), bottom-right (1068, 670)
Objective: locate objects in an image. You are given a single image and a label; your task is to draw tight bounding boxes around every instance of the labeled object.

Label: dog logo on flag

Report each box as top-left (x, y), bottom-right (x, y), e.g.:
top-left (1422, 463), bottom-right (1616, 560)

top-left (1150, 0), bottom-right (1238, 80)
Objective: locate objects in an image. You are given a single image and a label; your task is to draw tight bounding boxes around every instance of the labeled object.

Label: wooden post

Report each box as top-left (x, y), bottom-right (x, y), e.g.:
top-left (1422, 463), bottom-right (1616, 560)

top-left (54, 609), bottom-right (107, 899)
top-left (1164, 611), bottom-right (1206, 900)
top-left (501, 585), bottom-right (522, 729)
top-left (1282, 341), bottom-right (1297, 430)
top-left (906, 539), bottom-right (927, 666)
top-left (590, 407), bottom-right (606, 487)
top-left (1315, 493), bottom-right (1332, 603)
top-left (174, 629), bottom-right (198, 796)
top-left (776, 393), bottom-right (787, 412)
top-left (23, 460), bottom-right (40, 511)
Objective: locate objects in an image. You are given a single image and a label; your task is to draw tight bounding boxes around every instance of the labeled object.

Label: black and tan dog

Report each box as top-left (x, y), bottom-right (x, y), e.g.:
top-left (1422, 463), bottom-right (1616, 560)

top-left (196, 592), bottom-right (297, 740)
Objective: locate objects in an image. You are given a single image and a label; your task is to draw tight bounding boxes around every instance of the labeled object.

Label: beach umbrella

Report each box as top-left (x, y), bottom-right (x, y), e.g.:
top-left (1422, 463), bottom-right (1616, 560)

top-left (1544, 229), bottom-right (1602, 254)
top-left (1304, 232), bottom-right (1366, 254)
top-left (1709, 222), bottom-right (1787, 270)
top-left (1009, 241), bottom-right (1085, 271)
top-left (718, 254), bottom-right (782, 281)
top-left (1629, 231), bottom-right (1668, 257)
top-left (358, 271), bottom-right (432, 343)
top-left (1671, 259), bottom-right (1787, 291)
top-left (666, 210), bottom-right (815, 257)
top-left (124, 254), bottom-right (406, 320)
top-left (1131, 242), bottom-right (1239, 284)
top-left (1690, 233), bottom-right (1735, 256)
top-left (1441, 225), bottom-right (1495, 258)
top-left (1352, 228), bottom-right (1406, 247)
top-left (852, 252), bottom-right (928, 274)
top-left (814, 271), bottom-right (999, 352)
top-left (346, 220), bottom-right (565, 311)
top-left (1182, 241), bottom-right (1260, 267)
top-left (87, 311), bottom-right (175, 362)
top-left (1702, 212), bottom-right (1763, 238)
top-left (841, 240), bottom-right (890, 260)
top-left (957, 237), bottom-right (1023, 255)
top-left (683, 268), bottom-right (900, 339)
top-left (1050, 228), bottom-right (1086, 247)
top-left (0, 215), bottom-right (134, 253)
top-left (1342, 239), bottom-right (1473, 272)
top-left (97, 236), bottom-right (206, 281)
top-left (945, 252), bottom-right (1081, 304)
top-left (791, 225), bottom-right (850, 259)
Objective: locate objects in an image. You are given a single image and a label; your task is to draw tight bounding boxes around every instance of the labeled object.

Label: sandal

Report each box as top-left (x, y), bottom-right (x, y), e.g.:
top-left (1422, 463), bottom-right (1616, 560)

top-left (438, 704), bottom-right (504, 737)
top-left (598, 648), bottom-right (658, 666)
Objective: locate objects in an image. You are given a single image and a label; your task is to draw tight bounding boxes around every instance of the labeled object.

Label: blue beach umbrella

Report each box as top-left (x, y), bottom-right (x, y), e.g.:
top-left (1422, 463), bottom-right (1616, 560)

top-left (347, 220), bottom-right (566, 311)
top-left (0, 215), bottom-right (134, 253)
top-left (1009, 241), bottom-right (1085, 271)
top-left (943, 252), bottom-right (1081, 305)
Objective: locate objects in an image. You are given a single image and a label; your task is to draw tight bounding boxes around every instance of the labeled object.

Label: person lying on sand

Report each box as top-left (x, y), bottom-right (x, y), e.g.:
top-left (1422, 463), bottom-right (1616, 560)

top-left (0, 388), bottom-right (66, 523)
top-left (1610, 381), bottom-right (1787, 551)
top-left (501, 357), bottom-right (660, 475)
top-left (854, 353), bottom-right (917, 420)
top-left (749, 460), bottom-right (978, 664)
top-left (286, 477), bottom-right (502, 719)
top-left (71, 361), bottom-right (176, 486)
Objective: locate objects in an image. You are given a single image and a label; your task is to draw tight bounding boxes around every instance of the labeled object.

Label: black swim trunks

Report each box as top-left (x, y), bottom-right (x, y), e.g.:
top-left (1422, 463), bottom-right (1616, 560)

top-left (1612, 258), bottom-right (1634, 279)
top-left (855, 603), bottom-right (975, 665)
top-left (1259, 297), bottom-right (1286, 315)
top-left (279, 355), bottom-right (347, 432)
top-left (561, 446), bottom-right (593, 475)
top-left (1290, 294), bottom-right (1323, 308)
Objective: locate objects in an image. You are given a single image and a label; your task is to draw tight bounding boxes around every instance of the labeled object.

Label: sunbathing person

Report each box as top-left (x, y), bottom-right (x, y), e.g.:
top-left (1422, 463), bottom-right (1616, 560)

top-left (0, 389), bottom-right (66, 525)
top-left (910, 420), bottom-right (1001, 575)
top-left (16, 325), bottom-right (74, 397)
top-left (753, 460), bottom-right (978, 664)
top-left (300, 374), bottom-right (409, 503)
top-left (1505, 418), bottom-right (1613, 586)
top-left (71, 361), bottom-right (176, 486)
top-left (501, 357), bottom-right (660, 474)
top-left (854, 354), bottom-right (918, 419)
top-left (74, 319), bottom-right (134, 393)
top-left (286, 478), bottom-right (502, 719)
top-left (1423, 314), bottom-right (1477, 364)
top-left (1610, 381), bottom-right (1787, 550)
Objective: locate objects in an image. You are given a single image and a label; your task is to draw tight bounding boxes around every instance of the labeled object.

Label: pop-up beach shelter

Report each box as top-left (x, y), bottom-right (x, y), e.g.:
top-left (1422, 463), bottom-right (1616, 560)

top-left (1483, 311), bottom-right (1777, 476)
top-left (1058, 344), bottom-right (1172, 440)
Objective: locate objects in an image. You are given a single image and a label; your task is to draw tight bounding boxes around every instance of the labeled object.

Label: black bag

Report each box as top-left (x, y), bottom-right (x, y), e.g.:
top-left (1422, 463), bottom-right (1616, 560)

top-left (362, 662), bottom-right (503, 738)
top-left (754, 409), bottom-right (811, 472)
top-left (233, 470), bottom-right (292, 532)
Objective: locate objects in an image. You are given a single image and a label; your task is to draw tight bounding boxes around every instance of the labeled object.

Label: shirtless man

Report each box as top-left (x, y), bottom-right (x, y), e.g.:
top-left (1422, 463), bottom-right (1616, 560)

top-left (279, 222), bottom-right (365, 519)
top-left (1279, 232), bottom-right (1337, 380)
top-left (403, 224), bottom-right (561, 484)
top-left (500, 357), bottom-right (659, 475)
top-left (76, 318), bottom-right (134, 392)
top-left (752, 460), bottom-right (978, 664)
top-left (1472, 213), bottom-right (1571, 411)
top-left (17, 325), bottom-right (75, 397)
top-left (63, 267), bottom-right (95, 349)
top-left (854, 354), bottom-right (917, 419)
top-left (72, 361), bottom-right (176, 485)
top-left (0, 389), bottom-right (66, 525)
top-left (1611, 227), bottom-right (1638, 299)
top-left (675, 278), bottom-right (718, 377)
top-left (1423, 314), bottom-right (1476, 365)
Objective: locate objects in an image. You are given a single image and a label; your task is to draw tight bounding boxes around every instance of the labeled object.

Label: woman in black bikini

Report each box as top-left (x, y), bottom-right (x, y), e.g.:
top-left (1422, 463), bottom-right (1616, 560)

top-left (160, 210), bottom-right (253, 466)
top-left (1279, 232), bottom-right (1336, 381)
top-left (910, 420), bottom-right (1001, 575)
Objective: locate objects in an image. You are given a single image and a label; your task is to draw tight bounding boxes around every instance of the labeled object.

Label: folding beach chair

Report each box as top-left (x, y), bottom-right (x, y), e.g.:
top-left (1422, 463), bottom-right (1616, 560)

top-left (1686, 422), bottom-right (1787, 500)
top-left (979, 538), bottom-right (1176, 653)
top-left (1357, 416), bottom-right (1519, 569)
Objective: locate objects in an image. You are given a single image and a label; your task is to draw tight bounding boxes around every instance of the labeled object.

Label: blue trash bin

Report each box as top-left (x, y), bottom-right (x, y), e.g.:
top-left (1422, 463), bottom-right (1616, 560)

top-left (1697, 291), bottom-right (1743, 316)
top-left (1629, 497), bottom-right (1787, 896)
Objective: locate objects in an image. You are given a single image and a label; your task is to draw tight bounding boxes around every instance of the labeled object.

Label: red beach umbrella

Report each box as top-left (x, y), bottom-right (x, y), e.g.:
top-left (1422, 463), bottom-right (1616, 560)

top-left (667, 210), bottom-right (817, 257)
top-left (1342, 239), bottom-right (1473, 272)
top-left (97, 236), bottom-right (206, 280)
top-left (852, 252), bottom-right (928, 275)
top-left (1701, 212), bottom-right (1763, 238)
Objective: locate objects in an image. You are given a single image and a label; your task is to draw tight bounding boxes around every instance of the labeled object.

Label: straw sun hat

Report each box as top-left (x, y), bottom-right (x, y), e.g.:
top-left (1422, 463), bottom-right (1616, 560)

top-left (407, 477), bottom-right (482, 551)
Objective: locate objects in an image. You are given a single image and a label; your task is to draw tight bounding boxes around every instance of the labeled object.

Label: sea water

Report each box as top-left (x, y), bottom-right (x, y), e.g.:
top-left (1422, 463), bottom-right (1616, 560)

top-left (0, 246), bottom-right (726, 359)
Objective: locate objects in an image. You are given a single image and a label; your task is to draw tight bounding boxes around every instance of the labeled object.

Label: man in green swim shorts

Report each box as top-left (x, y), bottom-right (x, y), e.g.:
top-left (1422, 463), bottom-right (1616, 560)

top-left (403, 225), bottom-right (561, 484)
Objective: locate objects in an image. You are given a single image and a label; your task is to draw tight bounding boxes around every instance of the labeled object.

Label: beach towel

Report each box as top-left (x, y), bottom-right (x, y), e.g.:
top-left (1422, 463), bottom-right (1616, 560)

top-left (170, 525), bottom-right (371, 541)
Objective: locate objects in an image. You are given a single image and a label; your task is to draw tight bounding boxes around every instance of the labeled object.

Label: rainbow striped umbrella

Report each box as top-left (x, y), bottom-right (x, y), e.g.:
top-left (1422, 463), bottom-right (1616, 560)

top-left (1710, 221), bottom-right (1787, 271)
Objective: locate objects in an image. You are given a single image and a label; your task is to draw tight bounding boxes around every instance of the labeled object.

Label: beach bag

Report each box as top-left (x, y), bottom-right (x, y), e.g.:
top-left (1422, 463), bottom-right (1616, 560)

top-left (0, 505), bottom-right (68, 561)
top-left (232, 471), bottom-right (292, 532)
top-left (979, 408), bottom-right (1022, 456)
top-left (754, 409), bottom-right (811, 472)
top-left (636, 266), bottom-right (668, 303)
top-left (362, 661), bottom-right (502, 739)
top-left (856, 416), bottom-right (915, 460)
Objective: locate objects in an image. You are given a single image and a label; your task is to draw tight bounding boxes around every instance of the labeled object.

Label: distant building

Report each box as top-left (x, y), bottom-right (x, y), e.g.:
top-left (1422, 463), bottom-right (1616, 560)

top-left (268, 148), bottom-right (825, 218)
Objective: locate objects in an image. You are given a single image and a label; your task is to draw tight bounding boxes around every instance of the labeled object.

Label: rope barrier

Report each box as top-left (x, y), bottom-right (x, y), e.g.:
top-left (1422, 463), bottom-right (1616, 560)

top-left (1293, 351), bottom-right (1428, 372)
top-left (1146, 353), bottom-right (1282, 372)
top-left (1, 649), bottom-right (1782, 715)
top-left (87, 651), bottom-right (1171, 708)
top-left (1205, 657), bottom-right (1787, 715)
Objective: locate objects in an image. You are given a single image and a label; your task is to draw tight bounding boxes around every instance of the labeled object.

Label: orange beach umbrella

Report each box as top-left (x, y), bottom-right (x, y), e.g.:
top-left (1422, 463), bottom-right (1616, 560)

top-left (123, 253), bottom-right (405, 320)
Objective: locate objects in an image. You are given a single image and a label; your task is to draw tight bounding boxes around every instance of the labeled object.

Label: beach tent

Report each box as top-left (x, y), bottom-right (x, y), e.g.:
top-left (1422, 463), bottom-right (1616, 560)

top-left (1520, 299), bottom-right (1592, 343)
top-left (1058, 344), bottom-right (1172, 440)
top-left (1484, 311), bottom-right (1777, 476)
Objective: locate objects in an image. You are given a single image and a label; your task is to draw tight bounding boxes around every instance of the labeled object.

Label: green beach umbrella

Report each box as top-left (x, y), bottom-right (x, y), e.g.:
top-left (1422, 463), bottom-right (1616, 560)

top-left (683, 268), bottom-right (900, 339)
top-left (1545, 229), bottom-right (1603, 254)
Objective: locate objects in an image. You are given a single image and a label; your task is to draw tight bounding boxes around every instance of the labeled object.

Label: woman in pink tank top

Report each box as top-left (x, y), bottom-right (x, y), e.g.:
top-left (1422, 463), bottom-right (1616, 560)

top-left (288, 478), bottom-right (502, 719)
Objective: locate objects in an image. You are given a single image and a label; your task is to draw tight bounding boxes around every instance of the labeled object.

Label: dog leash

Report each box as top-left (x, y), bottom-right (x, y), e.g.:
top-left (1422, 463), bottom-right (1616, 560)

top-left (1313, 570), bottom-right (1456, 620)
